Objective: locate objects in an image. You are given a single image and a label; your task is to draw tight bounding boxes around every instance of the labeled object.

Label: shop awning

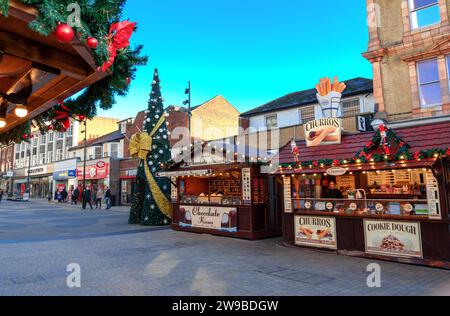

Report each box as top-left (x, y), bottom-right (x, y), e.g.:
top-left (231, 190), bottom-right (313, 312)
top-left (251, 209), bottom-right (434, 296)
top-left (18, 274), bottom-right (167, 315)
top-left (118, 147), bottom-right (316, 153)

top-left (277, 121), bottom-right (450, 173)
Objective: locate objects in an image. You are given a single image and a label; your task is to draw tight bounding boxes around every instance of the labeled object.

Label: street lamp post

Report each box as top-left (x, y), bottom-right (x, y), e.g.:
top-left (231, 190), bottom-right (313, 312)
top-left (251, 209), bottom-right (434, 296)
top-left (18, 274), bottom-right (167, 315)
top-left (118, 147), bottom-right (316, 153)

top-left (82, 119), bottom-right (87, 190)
top-left (25, 120), bottom-right (31, 201)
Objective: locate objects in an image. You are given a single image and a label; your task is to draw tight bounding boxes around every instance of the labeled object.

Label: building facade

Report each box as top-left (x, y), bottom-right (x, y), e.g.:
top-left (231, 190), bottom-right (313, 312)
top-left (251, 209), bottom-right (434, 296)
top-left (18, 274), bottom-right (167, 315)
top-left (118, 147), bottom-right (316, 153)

top-left (11, 117), bottom-right (119, 199)
top-left (239, 77), bottom-right (375, 150)
top-left (364, 0), bottom-right (450, 122)
top-left (0, 144), bottom-right (14, 193)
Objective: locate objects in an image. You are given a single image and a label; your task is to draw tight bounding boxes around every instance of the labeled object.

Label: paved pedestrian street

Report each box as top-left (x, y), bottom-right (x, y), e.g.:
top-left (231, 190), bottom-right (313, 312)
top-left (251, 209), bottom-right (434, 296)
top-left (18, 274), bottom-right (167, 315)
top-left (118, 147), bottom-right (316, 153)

top-left (0, 200), bottom-right (449, 296)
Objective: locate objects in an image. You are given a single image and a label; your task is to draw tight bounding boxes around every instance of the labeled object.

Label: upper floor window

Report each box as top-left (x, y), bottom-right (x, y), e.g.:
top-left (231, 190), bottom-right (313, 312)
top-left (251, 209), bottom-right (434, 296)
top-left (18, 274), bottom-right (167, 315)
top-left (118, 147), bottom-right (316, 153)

top-left (409, 0), bottom-right (440, 29)
top-left (111, 143), bottom-right (119, 159)
top-left (48, 132), bottom-right (54, 143)
top-left (265, 114), bottom-right (278, 130)
top-left (446, 55), bottom-right (450, 91)
top-left (120, 123), bottom-right (127, 134)
top-left (40, 134), bottom-right (47, 145)
top-left (299, 107), bottom-right (315, 124)
top-left (342, 99), bottom-right (361, 117)
top-left (57, 132), bottom-right (64, 140)
top-left (417, 58), bottom-right (442, 107)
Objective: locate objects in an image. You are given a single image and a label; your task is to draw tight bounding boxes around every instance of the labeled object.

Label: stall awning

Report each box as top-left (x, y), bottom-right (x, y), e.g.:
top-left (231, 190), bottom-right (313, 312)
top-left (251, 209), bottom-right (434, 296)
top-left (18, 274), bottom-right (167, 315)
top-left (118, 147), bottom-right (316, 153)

top-left (157, 169), bottom-right (212, 178)
top-left (279, 121), bottom-right (450, 164)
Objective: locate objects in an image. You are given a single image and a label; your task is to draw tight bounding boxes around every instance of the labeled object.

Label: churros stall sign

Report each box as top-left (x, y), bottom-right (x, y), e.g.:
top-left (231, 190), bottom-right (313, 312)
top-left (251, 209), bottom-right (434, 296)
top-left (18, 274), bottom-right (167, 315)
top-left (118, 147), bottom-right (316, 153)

top-left (364, 220), bottom-right (423, 259)
top-left (294, 216), bottom-right (337, 249)
top-left (304, 118), bottom-right (342, 147)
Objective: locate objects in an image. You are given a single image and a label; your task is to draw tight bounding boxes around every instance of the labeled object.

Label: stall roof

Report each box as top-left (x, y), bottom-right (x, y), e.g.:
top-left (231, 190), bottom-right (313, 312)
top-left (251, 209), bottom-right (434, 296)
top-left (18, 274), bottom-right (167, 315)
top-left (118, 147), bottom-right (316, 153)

top-left (278, 121), bottom-right (450, 164)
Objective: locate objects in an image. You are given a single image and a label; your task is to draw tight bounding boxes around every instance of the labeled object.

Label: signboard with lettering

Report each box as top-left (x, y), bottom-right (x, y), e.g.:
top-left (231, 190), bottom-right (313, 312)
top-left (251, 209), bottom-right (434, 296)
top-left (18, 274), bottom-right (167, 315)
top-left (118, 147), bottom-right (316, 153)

top-left (76, 164), bottom-right (109, 180)
top-left (26, 166), bottom-right (47, 176)
top-left (304, 118), bottom-right (342, 147)
top-left (364, 220), bottom-right (423, 259)
top-left (283, 177), bottom-right (292, 213)
top-left (179, 205), bottom-right (237, 233)
top-left (294, 216), bottom-right (337, 249)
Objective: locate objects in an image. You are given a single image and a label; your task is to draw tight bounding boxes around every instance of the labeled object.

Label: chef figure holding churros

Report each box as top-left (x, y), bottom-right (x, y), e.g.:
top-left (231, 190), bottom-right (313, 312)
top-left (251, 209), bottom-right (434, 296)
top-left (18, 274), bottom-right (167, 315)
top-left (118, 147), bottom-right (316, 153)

top-left (316, 77), bottom-right (346, 118)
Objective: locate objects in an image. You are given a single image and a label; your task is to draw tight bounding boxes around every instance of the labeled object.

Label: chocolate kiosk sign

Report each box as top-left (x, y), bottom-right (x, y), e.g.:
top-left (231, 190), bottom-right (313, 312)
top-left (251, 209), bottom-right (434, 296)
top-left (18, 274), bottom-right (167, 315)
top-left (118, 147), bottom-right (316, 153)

top-left (304, 118), bottom-right (342, 147)
top-left (179, 205), bottom-right (238, 233)
top-left (364, 220), bottom-right (423, 259)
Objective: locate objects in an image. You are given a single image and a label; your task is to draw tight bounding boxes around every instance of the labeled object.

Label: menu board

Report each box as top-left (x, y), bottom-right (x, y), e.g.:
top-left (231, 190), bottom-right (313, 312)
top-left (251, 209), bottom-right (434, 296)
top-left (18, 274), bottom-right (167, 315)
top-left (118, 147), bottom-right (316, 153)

top-left (426, 171), bottom-right (441, 219)
top-left (364, 220), bottom-right (423, 259)
top-left (283, 177), bottom-right (292, 213)
top-left (242, 168), bottom-right (251, 204)
top-left (171, 177), bottom-right (178, 202)
top-left (294, 216), bottom-right (337, 249)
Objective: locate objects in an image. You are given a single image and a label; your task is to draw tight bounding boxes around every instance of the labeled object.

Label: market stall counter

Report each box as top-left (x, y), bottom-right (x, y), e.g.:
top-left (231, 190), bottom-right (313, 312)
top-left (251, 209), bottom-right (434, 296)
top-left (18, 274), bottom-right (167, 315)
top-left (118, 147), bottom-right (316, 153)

top-left (160, 163), bottom-right (282, 240)
top-left (278, 121), bottom-right (450, 269)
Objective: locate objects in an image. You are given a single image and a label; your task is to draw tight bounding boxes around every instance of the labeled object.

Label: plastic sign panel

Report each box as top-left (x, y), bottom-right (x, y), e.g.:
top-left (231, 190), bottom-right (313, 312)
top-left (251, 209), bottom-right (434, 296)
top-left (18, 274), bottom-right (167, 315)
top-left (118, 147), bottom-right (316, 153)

top-left (304, 118), bottom-right (342, 147)
top-left (294, 216), bottom-right (337, 249)
top-left (179, 205), bottom-right (238, 233)
top-left (364, 220), bottom-right (423, 259)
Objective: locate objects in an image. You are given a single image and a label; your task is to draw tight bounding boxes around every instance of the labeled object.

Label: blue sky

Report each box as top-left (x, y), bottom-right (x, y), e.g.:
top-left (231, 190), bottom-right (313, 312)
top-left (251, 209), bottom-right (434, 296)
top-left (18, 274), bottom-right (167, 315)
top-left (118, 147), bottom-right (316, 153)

top-left (98, 0), bottom-right (372, 119)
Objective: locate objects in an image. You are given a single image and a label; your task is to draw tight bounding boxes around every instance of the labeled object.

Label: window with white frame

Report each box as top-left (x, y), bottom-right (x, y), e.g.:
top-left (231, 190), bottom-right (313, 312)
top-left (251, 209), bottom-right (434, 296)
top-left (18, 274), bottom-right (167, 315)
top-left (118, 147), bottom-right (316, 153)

top-left (265, 114), bottom-right (278, 129)
top-left (40, 134), bottom-right (46, 145)
top-left (417, 58), bottom-right (442, 107)
top-left (47, 152), bottom-right (53, 163)
top-left (56, 149), bottom-right (63, 161)
top-left (39, 153), bottom-right (46, 165)
top-left (299, 107), bottom-right (315, 124)
top-left (342, 99), bottom-right (361, 117)
top-left (48, 132), bottom-right (54, 142)
top-left (111, 143), bottom-right (119, 159)
top-left (67, 126), bottom-right (73, 136)
top-left (409, 0), bottom-right (440, 29)
top-left (57, 132), bottom-right (64, 140)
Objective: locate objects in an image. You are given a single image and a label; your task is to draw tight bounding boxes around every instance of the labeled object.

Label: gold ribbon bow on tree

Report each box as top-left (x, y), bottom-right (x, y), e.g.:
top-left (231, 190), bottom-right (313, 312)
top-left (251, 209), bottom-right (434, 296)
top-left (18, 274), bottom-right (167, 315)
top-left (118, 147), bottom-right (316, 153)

top-left (130, 115), bottom-right (172, 219)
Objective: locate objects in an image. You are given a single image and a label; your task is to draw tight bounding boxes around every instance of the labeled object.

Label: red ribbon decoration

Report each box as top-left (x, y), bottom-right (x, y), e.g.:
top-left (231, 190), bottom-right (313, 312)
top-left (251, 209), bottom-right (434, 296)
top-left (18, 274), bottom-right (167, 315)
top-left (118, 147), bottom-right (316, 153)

top-left (54, 104), bottom-right (72, 132)
top-left (101, 21), bottom-right (136, 72)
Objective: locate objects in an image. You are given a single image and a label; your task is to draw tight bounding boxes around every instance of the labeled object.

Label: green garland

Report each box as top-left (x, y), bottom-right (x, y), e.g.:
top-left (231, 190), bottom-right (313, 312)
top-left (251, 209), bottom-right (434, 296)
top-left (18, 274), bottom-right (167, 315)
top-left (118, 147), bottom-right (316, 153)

top-left (0, 0), bottom-right (148, 144)
top-left (279, 127), bottom-right (450, 170)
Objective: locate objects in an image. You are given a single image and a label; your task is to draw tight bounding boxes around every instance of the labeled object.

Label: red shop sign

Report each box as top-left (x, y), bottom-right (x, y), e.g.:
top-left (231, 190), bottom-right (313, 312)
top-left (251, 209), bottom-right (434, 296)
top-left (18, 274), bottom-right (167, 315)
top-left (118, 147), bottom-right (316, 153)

top-left (76, 164), bottom-right (109, 180)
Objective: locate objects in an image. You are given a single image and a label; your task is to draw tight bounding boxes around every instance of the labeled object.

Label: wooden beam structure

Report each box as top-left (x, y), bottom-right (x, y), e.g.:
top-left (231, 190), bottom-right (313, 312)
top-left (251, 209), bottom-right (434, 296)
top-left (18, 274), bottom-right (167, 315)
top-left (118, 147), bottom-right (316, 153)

top-left (0, 0), bottom-right (109, 134)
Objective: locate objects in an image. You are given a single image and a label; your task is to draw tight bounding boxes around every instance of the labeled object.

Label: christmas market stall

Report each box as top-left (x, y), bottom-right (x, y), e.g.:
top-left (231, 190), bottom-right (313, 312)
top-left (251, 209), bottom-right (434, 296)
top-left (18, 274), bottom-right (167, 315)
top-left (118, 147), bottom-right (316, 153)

top-left (159, 144), bottom-right (282, 240)
top-left (0, 0), bottom-right (146, 144)
top-left (278, 120), bottom-right (450, 269)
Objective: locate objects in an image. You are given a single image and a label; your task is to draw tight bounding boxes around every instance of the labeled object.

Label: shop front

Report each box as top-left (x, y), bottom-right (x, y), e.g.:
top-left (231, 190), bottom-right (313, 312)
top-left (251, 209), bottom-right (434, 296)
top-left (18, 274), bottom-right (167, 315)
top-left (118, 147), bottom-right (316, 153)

top-left (278, 121), bottom-right (450, 269)
top-left (53, 158), bottom-right (79, 201)
top-left (12, 165), bottom-right (53, 199)
top-left (0, 171), bottom-right (13, 194)
top-left (119, 158), bottom-right (139, 206)
top-left (162, 161), bottom-right (282, 240)
top-left (76, 158), bottom-right (120, 206)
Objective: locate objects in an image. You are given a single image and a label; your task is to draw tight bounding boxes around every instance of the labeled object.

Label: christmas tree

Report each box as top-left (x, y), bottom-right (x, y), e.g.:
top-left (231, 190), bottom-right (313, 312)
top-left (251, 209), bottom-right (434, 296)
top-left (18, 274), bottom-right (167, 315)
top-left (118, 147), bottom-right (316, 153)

top-left (129, 69), bottom-right (172, 226)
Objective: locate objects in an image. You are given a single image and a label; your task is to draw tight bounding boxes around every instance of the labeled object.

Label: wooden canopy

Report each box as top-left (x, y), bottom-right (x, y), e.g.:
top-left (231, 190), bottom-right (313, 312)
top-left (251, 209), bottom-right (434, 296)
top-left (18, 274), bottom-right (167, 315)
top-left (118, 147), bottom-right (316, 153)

top-left (0, 1), bottom-right (108, 133)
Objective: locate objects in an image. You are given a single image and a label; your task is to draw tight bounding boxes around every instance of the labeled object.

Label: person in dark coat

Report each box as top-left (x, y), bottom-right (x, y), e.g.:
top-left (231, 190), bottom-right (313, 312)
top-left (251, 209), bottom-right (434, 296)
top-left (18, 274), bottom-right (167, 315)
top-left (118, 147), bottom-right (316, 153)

top-left (72, 187), bottom-right (79, 205)
top-left (104, 186), bottom-right (112, 210)
top-left (324, 181), bottom-right (343, 199)
top-left (82, 187), bottom-right (93, 210)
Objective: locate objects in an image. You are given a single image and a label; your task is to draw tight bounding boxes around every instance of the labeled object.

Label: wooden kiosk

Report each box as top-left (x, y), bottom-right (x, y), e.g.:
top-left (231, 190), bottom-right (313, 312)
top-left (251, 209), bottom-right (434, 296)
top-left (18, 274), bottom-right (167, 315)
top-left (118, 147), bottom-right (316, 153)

top-left (161, 146), bottom-right (282, 240)
top-left (277, 121), bottom-right (450, 269)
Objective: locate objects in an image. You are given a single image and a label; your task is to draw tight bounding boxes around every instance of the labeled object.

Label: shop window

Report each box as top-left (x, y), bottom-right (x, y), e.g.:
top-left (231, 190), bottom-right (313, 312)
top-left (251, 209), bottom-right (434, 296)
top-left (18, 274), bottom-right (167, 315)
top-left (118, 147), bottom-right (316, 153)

top-left (299, 107), bottom-right (315, 124)
top-left (417, 58), bottom-right (442, 107)
top-left (265, 114), bottom-right (278, 130)
top-left (342, 99), bottom-right (361, 117)
top-left (409, 0), bottom-right (440, 29)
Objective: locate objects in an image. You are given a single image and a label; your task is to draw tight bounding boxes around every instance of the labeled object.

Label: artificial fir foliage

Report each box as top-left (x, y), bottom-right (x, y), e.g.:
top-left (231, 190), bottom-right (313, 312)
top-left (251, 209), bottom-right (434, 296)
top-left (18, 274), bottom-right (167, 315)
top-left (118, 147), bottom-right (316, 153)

top-left (0, 0), bottom-right (147, 144)
top-left (129, 69), bottom-right (172, 226)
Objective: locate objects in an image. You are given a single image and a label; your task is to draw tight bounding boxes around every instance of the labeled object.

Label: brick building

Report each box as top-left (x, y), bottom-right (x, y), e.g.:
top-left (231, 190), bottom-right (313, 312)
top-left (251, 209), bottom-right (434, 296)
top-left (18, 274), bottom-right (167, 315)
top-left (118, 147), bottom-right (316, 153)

top-left (363, 0), bottom-right (450, 122)
top-left (0, 144), bottom-right (14, 193)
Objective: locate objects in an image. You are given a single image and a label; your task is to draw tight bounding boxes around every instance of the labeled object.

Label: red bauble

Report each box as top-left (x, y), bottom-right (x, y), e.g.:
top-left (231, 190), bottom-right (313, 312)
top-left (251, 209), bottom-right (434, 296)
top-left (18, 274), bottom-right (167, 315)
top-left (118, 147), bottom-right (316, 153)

top-left (86, 37), bottom-right (98, 49)
top-left (55, 23), bottom-right (74, 43)
top-left (47, 125), bottom-right (54, 131)
top-left (22, 134), bottom-right (28, 140)
top-left (126, 77), bottom-right (131, 85)
top-left (77, 115), bottom-right (86, 122)
top-left (29, 134), bottom-right (34, 139)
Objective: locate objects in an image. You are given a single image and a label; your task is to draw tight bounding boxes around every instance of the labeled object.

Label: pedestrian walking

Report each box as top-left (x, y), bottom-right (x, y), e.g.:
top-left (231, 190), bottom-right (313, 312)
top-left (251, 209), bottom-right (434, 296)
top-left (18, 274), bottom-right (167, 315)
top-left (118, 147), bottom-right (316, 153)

top-left (72, 187), bottom-right (79, 205)
top-left (0, 189), bottom-right (3, 203)
top-left (95, 187), bottom-right (104, 209)
top-left (82, 187), bottom-right (93, 210)
top-left (62, 188), bottom-right (68, 203)
top-left (104, 186), bottom-right (112, 210)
